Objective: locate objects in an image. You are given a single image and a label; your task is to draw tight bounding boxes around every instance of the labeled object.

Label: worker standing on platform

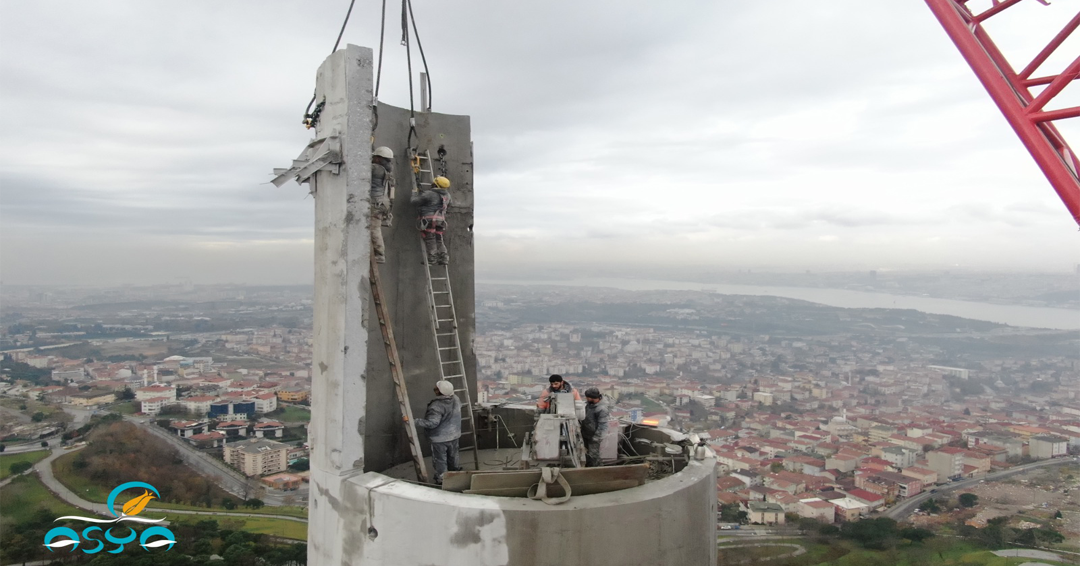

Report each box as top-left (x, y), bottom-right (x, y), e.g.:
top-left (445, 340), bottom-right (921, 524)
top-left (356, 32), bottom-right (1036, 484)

top-left (581, 388), bottom-right (610, 467)
top-left (414, 380), bottom-right (461, 485)
top-left (370, 146), bottom-right (396, 264)
top-left (536, 374), bottom-right (581, 413)
top-left (411, 175), bottom-right (451, 265)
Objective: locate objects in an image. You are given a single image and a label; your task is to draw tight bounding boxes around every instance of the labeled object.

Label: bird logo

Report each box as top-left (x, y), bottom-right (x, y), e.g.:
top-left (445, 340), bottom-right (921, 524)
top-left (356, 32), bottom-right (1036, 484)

top-left (121, 490), bottom-right (156, 516)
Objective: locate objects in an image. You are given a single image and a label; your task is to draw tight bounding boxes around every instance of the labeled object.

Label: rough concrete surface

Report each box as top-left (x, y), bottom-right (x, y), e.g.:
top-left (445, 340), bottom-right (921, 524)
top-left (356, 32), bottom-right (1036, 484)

top-left (342, 458), bottom-right (717, 565)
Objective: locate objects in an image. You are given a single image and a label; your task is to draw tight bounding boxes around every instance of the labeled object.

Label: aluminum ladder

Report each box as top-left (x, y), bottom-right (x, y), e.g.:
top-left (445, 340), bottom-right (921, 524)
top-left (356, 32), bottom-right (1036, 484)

top-left (369, 253), bottom-right (429, 483)
top-left (411, 147), bottom-right (481, 471)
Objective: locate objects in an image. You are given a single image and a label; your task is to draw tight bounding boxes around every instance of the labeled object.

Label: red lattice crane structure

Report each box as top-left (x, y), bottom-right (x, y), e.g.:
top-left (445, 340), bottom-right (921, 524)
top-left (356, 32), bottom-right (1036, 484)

top-left (925, 0), bottom-right (1080, 227)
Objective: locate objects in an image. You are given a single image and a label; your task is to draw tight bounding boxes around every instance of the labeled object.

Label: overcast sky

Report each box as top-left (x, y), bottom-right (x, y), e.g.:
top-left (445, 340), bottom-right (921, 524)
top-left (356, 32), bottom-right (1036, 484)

top-left (1, 0), bottom-right (1078, 285)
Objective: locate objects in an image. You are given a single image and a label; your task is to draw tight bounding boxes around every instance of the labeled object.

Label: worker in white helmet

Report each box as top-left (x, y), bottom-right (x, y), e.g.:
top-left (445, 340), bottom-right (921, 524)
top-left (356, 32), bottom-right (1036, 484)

top-left (370, 146), bottom-right (396, 263)
top-left (413, 380), bottom-right (462, 485)
top-left (410, 176), bottom-right (451, 265)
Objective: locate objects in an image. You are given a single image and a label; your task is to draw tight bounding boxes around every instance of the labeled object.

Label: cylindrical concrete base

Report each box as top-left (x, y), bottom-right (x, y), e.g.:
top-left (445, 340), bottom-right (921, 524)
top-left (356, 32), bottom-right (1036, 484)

top-left (341, 458), bottom-right (717, 566)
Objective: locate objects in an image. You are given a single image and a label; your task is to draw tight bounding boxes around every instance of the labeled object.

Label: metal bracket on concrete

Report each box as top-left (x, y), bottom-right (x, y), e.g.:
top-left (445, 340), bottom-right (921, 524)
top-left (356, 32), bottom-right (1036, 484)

top-left (271, 131), bottom-right (343, 189)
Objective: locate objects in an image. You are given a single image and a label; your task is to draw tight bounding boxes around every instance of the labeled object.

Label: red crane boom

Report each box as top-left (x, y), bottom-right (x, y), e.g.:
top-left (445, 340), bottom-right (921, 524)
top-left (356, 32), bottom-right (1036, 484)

top-left (925, 0), bottom-right (1080, 226)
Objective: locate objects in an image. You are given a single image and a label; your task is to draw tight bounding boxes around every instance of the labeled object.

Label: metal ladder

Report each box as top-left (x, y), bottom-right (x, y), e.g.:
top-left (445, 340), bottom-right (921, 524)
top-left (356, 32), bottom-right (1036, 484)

top-left (421, 258), bottom-right (480, 471)
top-left (369, 254), bottom-right (429, 483)
top-left (411, 147), bottom-right (481, 471)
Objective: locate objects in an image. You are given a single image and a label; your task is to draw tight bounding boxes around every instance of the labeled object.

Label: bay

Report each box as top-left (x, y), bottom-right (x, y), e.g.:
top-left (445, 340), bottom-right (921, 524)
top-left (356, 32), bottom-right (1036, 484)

top-left (481, 277), bottom-right (1080, 331)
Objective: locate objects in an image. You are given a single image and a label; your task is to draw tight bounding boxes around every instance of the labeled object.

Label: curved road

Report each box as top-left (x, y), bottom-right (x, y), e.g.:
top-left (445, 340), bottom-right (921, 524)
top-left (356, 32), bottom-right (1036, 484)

top-left (885, 457), bottom-right (1080, 520)
top-left (30, 447), bottom-right (307, 524)
top-left (717, 543), bottom-right (806, 564)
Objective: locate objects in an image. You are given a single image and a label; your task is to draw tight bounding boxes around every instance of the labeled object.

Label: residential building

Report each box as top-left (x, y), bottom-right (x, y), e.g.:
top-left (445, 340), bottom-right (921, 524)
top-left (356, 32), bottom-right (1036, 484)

top-left (927, 447), bottom-right (965, 482)
top-left (747, 502), bottom-right (785, 525)
top-left (1030, 436), bottom-right (1068, 460)
top-left (224, 438), bottom-right (289, 477)
top-left (798, 498), bottom-right (836, 523)
top-left (832, 498), bottom-right (869, 522)
top-left (68, 390), bottom-right (116, 407)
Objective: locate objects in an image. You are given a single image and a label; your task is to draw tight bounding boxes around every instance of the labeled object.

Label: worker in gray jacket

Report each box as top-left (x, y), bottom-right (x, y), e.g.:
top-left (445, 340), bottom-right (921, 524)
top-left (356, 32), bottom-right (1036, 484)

top-left (410, 176), bottom-right (451, 265)
top-left (370, 146), bottom-right (396, 263)
top-left (414, 380), bottom-right (462, 484)
top-left (581, 387), bottom-right (610, 467)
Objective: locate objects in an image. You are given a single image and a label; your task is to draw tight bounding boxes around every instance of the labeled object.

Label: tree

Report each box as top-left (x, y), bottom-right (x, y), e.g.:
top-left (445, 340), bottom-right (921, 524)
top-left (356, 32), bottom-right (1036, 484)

top-left (900, 527), bottom-right (935, 543)
top-left (840, 517), bottom-right (899, 550)
top-left (8, 461), bottom-right (33, 475)
top-left (959, 493), bottom-right (979, 508)
top-left (1054, 510), bottom-right (1063, 519)
top-left (918, 498), bottom-right (941, 513)
top-left (222, 497), bottom-right (237, 510)
top-left (243, 499), bottom-right (264, 509)
top-left (117, 387), bottom-right (136, 401)
top-left (0, 444), bottom-right (5, 453)
top-left (963, 407), bottom-right (971, 416)
top-left (40, 440), bottom-right (48, 448)
top-left (818, 524), bottom-right (840, 536)
top-left (719, 503), bottom-right (749, 524)
top-left (31, 412), bottom-right (45, 422)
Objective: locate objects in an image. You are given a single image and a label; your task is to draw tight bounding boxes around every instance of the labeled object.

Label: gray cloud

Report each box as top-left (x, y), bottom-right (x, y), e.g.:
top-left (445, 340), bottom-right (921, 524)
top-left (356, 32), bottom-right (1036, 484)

top-left (1, 0), bottom-right (1078, 285)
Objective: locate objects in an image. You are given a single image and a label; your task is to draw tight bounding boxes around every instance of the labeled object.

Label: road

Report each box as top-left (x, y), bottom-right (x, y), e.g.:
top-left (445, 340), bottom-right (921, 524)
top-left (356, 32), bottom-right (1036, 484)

top-left (0, 441), bottom-right (52, 454)
top-left (126, 416), bottom-right (306, 506)
top-left (717, 542), bottom-right (806, 564)
top-left (29, 446), bottom-right (308, 525)
top-left (34, 446), bottom-right (113, 518)
top-left (884, 457), bottom-right (1080, 520)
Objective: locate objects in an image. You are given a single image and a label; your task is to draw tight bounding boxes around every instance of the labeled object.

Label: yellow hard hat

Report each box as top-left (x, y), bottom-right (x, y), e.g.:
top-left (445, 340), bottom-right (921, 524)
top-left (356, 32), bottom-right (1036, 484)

top-left (433, 176), bottom-right (451, 189)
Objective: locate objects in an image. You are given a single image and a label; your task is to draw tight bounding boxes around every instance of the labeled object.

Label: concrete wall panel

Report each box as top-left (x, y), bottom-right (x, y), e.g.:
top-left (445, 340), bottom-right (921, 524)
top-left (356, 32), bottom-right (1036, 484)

top-left (365, 104), bottom-right (476, 471)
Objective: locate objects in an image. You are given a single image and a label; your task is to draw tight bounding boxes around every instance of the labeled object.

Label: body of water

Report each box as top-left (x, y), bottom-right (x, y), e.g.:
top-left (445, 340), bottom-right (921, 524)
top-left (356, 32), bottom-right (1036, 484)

top-left (481, 278), bottom-right (1080, 331)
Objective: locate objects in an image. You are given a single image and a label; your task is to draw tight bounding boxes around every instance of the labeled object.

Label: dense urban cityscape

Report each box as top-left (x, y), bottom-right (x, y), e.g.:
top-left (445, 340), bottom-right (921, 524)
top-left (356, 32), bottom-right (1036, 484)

top-left (1, 277), bottom-right (1078, 564)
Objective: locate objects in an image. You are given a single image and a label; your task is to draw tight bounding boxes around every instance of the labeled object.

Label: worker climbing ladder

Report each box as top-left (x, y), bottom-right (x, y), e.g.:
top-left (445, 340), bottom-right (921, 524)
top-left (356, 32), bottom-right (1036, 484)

top-left (412, 148), bottom-right (481, 471)
top-left (369, 254), bottom-right (430, 483)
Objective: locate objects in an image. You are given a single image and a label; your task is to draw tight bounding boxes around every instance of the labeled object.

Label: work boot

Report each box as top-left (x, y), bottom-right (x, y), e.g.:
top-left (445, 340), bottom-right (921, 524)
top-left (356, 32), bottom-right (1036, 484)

top-left (437, 252), bottom-right (449, 265)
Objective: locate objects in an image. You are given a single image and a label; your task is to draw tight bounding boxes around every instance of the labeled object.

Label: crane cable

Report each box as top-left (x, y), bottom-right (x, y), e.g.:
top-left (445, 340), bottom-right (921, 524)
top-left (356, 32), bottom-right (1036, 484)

top-left (401, 0), bottom-right (432, 151)
top-left (301, 0), bottom-right (434, 143)
top-left (373, 0), bottom-right (388, 132)
top-left (303, 0), bottom-right (358, 129)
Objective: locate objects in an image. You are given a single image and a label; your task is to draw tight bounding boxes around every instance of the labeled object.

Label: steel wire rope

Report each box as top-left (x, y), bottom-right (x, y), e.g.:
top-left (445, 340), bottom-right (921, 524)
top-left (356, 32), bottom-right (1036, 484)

top-left (373, 0), bottom-right (388, 131)
top-left (401, 0), bottom-right (417, 150)
top-left (303, 0), bottom-right (358, 126)
top-left (406, 0), bottom-right (432, 111)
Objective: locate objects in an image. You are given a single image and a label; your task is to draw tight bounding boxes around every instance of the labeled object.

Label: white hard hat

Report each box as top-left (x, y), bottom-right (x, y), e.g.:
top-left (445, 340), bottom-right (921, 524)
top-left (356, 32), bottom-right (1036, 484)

top-left (436, 380), bottom-right (454, 396)
top-left (373, 146), bottom-right (394, 159)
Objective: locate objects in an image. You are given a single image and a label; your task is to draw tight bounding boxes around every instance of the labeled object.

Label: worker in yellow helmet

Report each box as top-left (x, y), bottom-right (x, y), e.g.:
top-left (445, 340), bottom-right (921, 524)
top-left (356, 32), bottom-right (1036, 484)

top-left (411, 175), bottom-right (452, 265)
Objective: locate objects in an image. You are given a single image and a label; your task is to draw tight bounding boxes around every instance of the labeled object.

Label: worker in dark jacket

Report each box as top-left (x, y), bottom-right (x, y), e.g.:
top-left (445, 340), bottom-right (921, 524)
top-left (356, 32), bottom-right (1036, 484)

top-left (581, 388), bottom-right (610, 467)
top-left (414, 380), bottom-right (461, 484)
top-left (537, 374), bottom-right (581, 412)
top-left (410, 176), bottom-right (451, 265)
top-left (370, 146), bottom-right (396, 264)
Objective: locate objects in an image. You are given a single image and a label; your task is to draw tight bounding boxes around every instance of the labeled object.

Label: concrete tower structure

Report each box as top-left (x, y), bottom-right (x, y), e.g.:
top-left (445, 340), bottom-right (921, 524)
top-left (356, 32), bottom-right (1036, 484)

top-left (275, 45), bottom-right (716, 566)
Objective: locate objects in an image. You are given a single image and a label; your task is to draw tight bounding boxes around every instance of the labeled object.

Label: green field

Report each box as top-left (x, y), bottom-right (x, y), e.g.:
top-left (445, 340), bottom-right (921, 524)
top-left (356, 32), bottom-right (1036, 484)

top-left (0, 450), bottom-right (49, 480)
top-left (110, 401), bottom-right (139, 415)
top-left (220, 516), bottom-right (307, 541)
top-left (0, 474), bottom-right (83, 529)
top-left (718, 538), bottom-right (1078, 566)
top-left (272, 405), bottom-right (311, 423)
